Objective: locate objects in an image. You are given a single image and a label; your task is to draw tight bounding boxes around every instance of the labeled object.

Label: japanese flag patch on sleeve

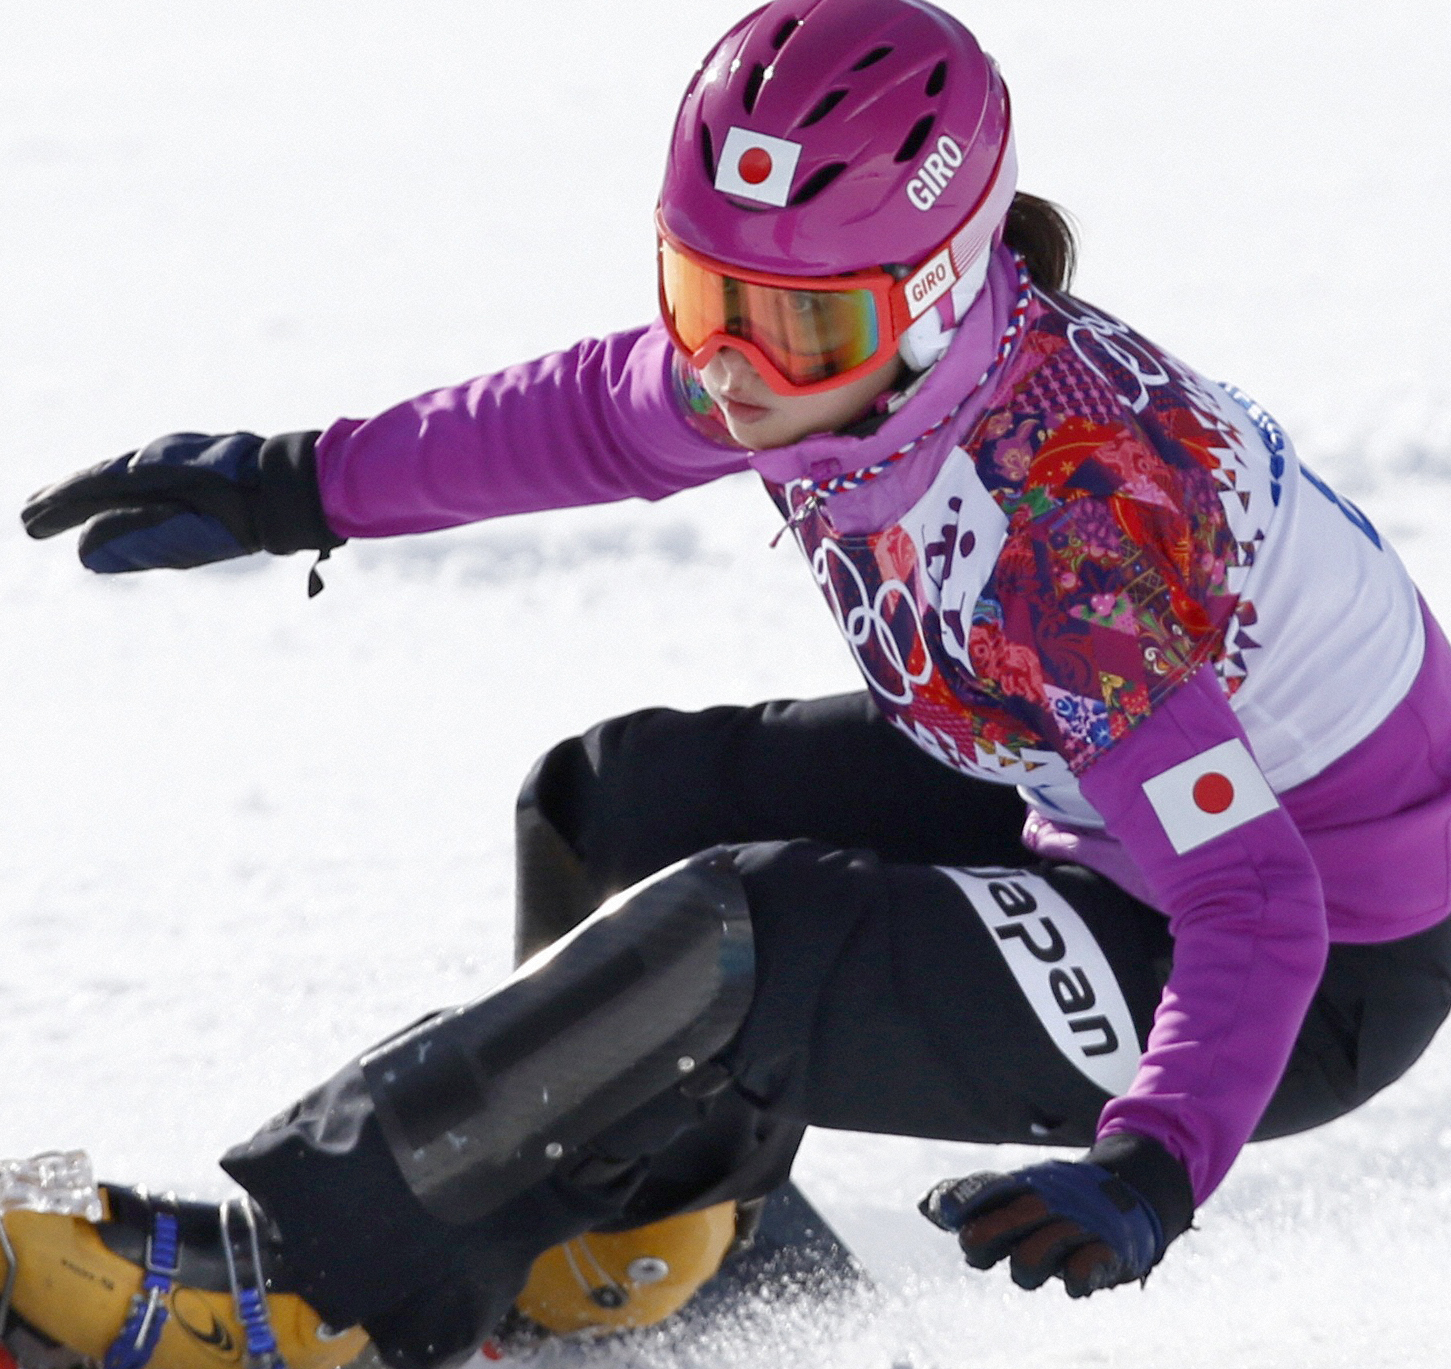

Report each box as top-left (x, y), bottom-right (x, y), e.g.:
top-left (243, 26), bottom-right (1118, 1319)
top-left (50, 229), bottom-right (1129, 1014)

top-left (1141, 738), bottom-right (1280, 854)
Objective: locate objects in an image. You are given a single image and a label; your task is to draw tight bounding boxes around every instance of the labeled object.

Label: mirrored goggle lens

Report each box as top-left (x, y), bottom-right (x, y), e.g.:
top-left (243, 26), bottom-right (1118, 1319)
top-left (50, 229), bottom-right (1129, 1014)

top-left (660, 241), bottom-right (882, 386)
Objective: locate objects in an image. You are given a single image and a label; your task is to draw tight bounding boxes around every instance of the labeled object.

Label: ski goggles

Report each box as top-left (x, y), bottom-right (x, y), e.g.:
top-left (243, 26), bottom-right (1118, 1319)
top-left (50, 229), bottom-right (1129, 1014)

top-left (657, 214), bottom-right (912, 396)
top-left (655, 130), bottom-right (1017, 396)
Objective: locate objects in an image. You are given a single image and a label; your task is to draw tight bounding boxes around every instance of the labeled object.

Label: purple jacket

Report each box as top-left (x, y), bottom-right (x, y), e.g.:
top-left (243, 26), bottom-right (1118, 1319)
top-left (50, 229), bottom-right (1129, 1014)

top-left (315, 245), bottom-right (1451, 1205)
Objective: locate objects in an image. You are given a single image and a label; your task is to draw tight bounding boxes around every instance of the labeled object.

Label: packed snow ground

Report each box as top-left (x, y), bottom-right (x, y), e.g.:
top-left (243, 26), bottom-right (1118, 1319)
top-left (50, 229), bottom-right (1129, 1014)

top-left (3, 2), bottom-right (1451, 1365)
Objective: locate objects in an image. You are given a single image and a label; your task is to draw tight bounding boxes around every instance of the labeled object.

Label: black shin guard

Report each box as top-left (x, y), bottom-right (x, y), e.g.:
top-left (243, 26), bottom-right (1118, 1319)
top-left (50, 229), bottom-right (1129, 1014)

top-left (222, 850), bottom-right (753, 1359)
top-left (363, 848), bottom-right (754, 1226)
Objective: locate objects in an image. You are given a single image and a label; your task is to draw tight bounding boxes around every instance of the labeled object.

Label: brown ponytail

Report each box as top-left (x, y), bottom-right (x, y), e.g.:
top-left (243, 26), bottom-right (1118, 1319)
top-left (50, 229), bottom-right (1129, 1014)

top-left (1003, 192), bottom-right (1078, 292)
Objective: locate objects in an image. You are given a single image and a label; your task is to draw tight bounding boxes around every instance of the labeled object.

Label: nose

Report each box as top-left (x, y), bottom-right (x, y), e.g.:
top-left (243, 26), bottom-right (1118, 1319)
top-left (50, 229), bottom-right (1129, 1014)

top-left (707, 346), bottom-right (766, 394)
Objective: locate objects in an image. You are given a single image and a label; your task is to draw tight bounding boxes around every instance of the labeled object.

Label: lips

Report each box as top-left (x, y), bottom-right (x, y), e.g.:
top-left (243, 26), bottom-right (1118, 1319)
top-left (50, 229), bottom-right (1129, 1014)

top-left (720, 396), bottom-right (773, 424)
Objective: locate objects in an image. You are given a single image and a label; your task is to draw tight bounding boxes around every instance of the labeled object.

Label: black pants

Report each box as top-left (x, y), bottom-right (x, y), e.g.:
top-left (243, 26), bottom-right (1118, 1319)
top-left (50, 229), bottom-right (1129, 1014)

top-left (224, 693), bottom-right (1451, 1364)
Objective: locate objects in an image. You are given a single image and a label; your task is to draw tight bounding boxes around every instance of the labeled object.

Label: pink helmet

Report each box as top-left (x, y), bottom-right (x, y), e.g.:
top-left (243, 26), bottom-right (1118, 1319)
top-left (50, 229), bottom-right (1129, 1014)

top-left (659, 0), bottom-right (1015, 278)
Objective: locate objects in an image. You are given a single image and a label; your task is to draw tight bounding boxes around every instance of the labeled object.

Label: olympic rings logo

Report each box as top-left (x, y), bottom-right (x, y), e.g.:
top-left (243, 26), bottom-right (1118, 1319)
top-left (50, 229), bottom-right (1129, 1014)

top-left (812, 538), bottom-right (933, 705)
top-left (1046, 296), bottom-right (1171, 415)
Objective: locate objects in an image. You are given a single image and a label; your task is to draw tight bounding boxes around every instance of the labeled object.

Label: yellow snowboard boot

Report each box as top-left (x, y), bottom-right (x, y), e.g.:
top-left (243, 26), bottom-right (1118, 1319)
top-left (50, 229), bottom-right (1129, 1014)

top-left (512, 1202), bottom-right (738, 1338)
top-left (1, 1174), bottom-right (366, 1369)
top-left (3, 1152), bottom-right (735, 1368)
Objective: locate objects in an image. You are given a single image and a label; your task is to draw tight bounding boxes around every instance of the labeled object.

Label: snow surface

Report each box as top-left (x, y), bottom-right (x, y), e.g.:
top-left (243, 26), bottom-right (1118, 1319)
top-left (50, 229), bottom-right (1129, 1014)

top-left (3, 1), bottom-right (1451, 1364)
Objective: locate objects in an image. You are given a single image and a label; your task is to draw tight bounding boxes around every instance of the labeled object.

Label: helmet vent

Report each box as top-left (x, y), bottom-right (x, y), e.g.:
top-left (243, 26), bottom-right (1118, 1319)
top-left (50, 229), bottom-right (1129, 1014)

top-left (926, 60), bottom-right (947, 97)
top-left (699, 123), bottom-right (717, 181)
top-left (894, 115), bottom-right (935, 163)
top-left (771, 17), bottom-right (802, 49)
top-left (799, 89), bottom-right (849, 128)
top-left (851, 45), bottom-right (893, 71)
top-left (789, 161), bottom-right (848, 206)
top-left (743, 62), bottom-right (768, 114)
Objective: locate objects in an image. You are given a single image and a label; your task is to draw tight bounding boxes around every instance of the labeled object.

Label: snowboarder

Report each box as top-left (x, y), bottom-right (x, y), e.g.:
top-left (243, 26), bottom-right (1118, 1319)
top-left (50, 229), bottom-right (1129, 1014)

top-left (11, 0), bottom-right (1451, 1365)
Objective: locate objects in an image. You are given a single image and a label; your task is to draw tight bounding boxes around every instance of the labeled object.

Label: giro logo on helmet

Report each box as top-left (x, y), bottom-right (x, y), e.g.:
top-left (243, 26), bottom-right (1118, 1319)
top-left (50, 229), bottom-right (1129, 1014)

top-left (906, 135), bottom-right (966, 212)
top-left (714, 127), bottom-right (804, 208)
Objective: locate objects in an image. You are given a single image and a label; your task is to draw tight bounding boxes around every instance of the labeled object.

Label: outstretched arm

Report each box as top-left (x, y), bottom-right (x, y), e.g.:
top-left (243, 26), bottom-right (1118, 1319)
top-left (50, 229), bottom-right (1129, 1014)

top-left (316, 321), bottom-right (747, 538)
top-left (22, 320), bottom-right (747, 570)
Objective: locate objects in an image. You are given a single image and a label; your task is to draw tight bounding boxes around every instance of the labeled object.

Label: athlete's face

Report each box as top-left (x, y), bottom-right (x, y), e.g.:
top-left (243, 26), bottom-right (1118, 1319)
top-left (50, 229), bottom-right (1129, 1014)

top-left (698, 346), bottom-right (904, 449)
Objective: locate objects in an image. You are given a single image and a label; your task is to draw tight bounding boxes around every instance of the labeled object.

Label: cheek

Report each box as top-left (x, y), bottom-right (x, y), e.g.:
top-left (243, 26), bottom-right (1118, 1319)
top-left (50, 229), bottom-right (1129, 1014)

top-left (790, 386), bottom-right (874, 435)
top-left (755, 396), bottom-right (850, 447)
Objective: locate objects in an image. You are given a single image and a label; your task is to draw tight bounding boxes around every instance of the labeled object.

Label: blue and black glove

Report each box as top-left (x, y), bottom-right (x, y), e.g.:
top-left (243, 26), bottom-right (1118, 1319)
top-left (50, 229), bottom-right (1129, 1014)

top-left (22, 430), bottom-right (344, 584)
top-left (920, 1134), bottom-right (1195, 1296)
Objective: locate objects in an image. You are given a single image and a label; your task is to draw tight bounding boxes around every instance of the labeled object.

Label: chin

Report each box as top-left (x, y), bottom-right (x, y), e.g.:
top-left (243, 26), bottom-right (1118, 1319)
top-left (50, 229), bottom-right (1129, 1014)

top-left (730, 418), bottom-right (799, 449)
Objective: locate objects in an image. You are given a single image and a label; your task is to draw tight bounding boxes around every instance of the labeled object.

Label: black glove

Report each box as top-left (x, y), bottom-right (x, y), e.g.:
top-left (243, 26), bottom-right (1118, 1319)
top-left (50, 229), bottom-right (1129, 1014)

top-left (22, 430), bottom-right (344, 574)
top-left (920, 1134), bottom-right (1195, 1297)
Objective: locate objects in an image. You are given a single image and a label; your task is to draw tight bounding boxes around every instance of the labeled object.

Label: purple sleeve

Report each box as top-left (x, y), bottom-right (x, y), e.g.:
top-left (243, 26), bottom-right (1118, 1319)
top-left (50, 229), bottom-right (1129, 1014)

top-left (1077, 666), bottom-right (1329, 1204)
top-left (314, 320), bottom-right (750, 538)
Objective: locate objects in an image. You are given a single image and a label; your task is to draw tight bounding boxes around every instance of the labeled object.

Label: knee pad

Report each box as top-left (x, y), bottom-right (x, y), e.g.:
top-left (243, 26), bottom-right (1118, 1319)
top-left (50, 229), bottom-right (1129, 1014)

top-left (362, 849), bottom-right (754, 1226)
top-left (514, 739), bottom-right (599, 964)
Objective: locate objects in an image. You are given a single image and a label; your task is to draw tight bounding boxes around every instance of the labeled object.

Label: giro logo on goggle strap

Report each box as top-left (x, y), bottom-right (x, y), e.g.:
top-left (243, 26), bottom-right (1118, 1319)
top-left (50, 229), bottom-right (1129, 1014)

top-left (715, 127), bottom-right (804, 207)
top-left (905, 248), bottom-right (956, 318)
top-left (906, 134), bottom-right (965, 212)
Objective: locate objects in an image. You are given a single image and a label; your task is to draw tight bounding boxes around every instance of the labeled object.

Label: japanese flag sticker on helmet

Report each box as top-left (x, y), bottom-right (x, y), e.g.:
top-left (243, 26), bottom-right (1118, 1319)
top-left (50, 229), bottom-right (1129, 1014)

top-left (715, 128), bottom-right (804, 207)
